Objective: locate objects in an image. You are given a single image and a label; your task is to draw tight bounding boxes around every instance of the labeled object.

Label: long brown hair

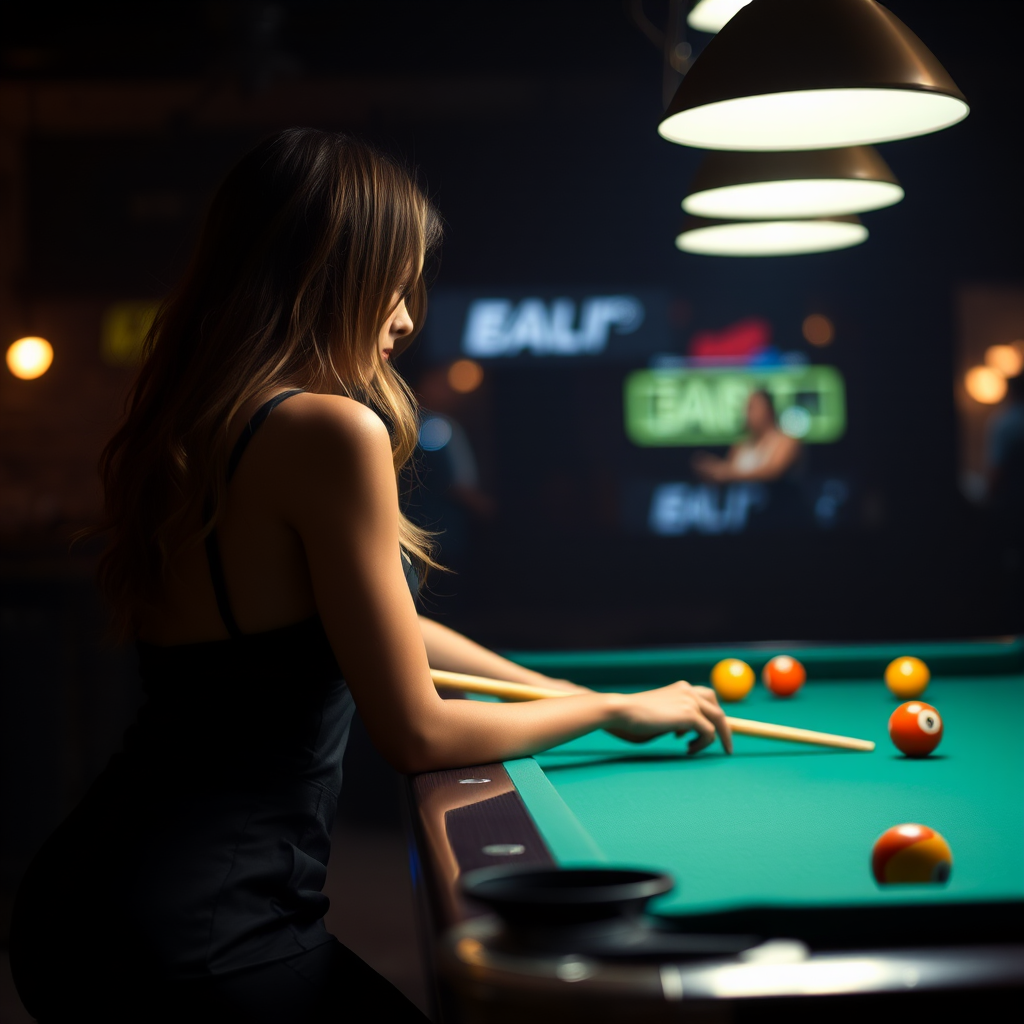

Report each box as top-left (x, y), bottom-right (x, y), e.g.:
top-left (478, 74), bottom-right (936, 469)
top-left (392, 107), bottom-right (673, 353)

top-left (96, 128), bottom-right (442, 640)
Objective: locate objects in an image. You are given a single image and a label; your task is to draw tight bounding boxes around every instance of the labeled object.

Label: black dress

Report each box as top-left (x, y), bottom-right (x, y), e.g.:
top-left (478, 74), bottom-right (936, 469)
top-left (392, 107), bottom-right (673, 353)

top-left (10, 391), bottom-right (428, 1023)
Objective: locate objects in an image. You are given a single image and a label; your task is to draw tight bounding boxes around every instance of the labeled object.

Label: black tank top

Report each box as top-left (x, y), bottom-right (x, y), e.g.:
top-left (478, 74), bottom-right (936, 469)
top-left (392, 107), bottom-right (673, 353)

top-left (13, 390), bottom-right (419, 980)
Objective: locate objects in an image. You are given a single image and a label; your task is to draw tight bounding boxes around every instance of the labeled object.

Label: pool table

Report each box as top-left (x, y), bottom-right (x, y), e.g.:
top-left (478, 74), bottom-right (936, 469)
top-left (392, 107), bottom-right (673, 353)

top-left (406, 639), bottom-right (1024, 1021)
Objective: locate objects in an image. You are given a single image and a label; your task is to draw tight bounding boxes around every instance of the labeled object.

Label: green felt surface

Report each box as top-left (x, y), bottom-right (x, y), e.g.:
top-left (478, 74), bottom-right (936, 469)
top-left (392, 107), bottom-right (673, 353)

top-left (500, 653), bottom-right (1024, 917)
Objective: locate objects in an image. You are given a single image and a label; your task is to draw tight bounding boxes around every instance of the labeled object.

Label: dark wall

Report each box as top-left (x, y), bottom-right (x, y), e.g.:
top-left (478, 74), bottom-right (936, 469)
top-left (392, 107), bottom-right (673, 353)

top-left (12, 3), bottom-right (1024, 649)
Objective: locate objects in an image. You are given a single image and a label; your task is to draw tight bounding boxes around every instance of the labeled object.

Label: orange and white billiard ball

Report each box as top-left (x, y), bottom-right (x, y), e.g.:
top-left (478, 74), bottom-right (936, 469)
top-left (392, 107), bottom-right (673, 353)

top-left (710, 658), bottom-right (755, 702)
top-left (889, 701), bottom-right (943, 757)
top-left (872, 823), bottom-right (952, 884)
top-left (762, 655), bottom-right (806, 697)
top-left (884, 656), bottom-right (930, 699)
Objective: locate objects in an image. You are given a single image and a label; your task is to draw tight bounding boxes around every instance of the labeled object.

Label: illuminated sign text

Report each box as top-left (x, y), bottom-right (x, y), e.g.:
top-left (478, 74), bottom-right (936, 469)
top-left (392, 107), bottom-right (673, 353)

top-left (624, 365), bottom-right (846, 446)
top-left (462, 296), bottom-right (645, 357)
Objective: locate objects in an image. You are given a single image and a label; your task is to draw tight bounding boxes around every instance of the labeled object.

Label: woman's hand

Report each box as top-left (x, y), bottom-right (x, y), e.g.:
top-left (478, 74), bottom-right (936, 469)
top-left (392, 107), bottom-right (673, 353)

top-left (605, 681), bottom-right (733, 755)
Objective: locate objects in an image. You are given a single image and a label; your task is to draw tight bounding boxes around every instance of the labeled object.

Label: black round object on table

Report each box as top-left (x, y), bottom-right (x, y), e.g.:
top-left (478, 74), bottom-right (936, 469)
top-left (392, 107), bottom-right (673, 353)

top-left (460, 866), bottom-right (757, 959)
top-left (463, 867), bottom-right (672, 924)
top-left (461, 867), bottom-right (672, 955)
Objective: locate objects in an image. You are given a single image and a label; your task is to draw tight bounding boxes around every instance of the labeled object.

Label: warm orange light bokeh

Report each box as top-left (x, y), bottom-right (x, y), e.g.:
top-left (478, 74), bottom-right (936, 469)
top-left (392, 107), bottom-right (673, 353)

top-left (984, 342), bottom-right (1024, 378)
top-left (6, 336), bottom-right (54, 380)
top-left (802, 314), bottom-right (834, 347)
top-left (447, 358), bottom-right (484, 394)
top-left (964, 365), bottom-right (1007, 405)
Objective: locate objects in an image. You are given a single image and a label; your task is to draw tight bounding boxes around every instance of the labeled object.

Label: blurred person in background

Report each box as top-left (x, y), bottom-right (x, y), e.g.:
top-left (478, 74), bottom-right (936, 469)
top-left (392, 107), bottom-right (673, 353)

top-left (692, 389), bottom-right (802, 485)
top-left (986, 371), bottom-right (1024, 624)
top-left (987, 371), bottom-right (1024, 522)
top-left (411, 365), bottom-right (495, 579)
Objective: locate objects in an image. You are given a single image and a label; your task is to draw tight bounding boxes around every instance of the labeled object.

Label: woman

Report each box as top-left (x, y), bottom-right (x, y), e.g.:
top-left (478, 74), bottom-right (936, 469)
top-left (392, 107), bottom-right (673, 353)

top-left (693, 389), bottom-right (801, 484)
top-left (11, 129), bottom-right (731, 1023)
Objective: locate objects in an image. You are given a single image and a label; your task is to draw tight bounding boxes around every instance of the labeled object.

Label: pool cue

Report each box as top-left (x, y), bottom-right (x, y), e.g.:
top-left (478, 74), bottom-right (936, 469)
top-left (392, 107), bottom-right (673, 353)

top-left (430, 670), bottom-right (876, 752)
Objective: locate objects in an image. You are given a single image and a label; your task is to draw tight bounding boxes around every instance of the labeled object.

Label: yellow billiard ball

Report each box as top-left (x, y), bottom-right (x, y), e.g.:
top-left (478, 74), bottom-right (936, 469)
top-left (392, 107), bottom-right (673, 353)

top-left (711, 658), bottom-right (755, 702)
top-left (884, 656), bottom-right (930, 699)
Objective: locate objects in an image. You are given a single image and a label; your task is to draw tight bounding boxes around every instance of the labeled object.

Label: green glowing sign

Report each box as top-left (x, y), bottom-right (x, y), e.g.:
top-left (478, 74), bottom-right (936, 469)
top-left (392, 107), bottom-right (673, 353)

top-left (624, 365), bottom-right (846, 446)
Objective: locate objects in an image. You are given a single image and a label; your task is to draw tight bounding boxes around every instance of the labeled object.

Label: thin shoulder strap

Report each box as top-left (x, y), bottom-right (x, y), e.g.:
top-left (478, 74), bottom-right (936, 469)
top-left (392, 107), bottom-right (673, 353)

top-left (205, 389), bottom-right (304, 638)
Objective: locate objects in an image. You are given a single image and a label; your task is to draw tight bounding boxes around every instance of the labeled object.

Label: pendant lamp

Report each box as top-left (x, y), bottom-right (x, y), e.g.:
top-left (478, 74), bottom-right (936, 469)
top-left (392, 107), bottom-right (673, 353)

top-left (683, 146), bottom-right (903, 219)
top-left (688, 0), bottom-right (753, 34)
top-left (660, 0), bottom-right (969, 151)
top-left (675, 215), bottom-right (868, 256)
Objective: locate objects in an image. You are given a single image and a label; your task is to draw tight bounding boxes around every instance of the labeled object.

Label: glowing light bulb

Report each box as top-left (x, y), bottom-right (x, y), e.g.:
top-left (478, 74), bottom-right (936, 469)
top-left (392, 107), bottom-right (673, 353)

top-left (688, 0), bottom-right (753, 33)
top-left (964, 366), bottom-right (1007, 405)
top-left (661, 89), bottom-right (968, 152)
top-left (684, 177), bottom-right (904, 219)
top-left (447, 358), bottom-right (484, 394)
top-left (6, 336), bottom-right (54, 380)
top-left (676, 219), bottom-right (867, 257)
top-left (985, 344), bottom-right (1024, 379)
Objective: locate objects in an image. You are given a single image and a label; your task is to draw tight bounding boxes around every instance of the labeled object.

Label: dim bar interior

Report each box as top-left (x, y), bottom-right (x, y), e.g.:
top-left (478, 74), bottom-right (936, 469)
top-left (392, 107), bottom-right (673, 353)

top-left (1, 2), bottom-right (1022, 1022)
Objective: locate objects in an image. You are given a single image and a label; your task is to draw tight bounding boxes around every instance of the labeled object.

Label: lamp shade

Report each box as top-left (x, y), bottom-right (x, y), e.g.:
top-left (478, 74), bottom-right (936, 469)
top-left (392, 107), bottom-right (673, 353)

top-left (675, 215), bottom-right (868, 256)
top-left (660, 0), bottom-right (968, 150)
top-left (688, 0), bottom-right (753, 34)
top-left (683, 146), bottom-right (903, 219)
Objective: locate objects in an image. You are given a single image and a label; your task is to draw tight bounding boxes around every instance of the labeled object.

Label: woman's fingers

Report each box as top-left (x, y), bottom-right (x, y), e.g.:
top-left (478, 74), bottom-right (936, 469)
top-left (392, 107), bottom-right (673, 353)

top-left (603, 681), bottom-right (732, 753)
top-left (684, 709), bottom-right (717, 755)
top-left (667, 681), bottom-right (732, 754)
top-left (691, 687), bottom-right (733, 754)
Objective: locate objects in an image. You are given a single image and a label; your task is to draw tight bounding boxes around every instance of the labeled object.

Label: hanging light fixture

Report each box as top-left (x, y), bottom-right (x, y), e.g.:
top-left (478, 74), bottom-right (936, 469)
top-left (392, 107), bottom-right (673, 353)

top-left (687, 0), bottom-right (753, 34)
top-left (675, 215), bottom-right (868, 257)
top-left (660, 0), bottom-right (968, 151)
top-left (683, 146), bottom-right (903, 219)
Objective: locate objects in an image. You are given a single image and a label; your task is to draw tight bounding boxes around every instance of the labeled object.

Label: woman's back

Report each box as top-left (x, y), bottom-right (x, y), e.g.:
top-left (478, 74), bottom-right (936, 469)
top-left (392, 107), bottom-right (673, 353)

top-left (9, 390), bottom-right (408, 1016)
top-left (138, 390), bottom-right (330, 645)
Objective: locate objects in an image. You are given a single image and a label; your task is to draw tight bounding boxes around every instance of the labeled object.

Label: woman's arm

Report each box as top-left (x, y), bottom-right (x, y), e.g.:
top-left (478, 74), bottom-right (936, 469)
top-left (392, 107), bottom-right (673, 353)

top-left (692, 446), bottom-right (741, 482)
top-left (277, 394), bottom-right (731, 773)
top-left (419, 616), bottom-right (586, 693)
top-left (697, 434), bottom-right (800, 483)
top-left (725, 432), bottom-right (800, 481)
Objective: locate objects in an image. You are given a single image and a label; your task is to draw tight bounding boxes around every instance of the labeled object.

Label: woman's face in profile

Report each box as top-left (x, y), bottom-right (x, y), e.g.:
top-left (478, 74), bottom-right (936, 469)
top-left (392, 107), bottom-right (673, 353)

top-left (746, 393), bottom-right (774, 433)
top-left (378, 294), bottom-right (414, 362)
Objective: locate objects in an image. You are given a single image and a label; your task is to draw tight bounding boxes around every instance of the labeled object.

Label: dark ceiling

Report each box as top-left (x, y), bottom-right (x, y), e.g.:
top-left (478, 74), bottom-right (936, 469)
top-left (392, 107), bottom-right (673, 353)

top-left (2, 2), bottom-right (659, 82)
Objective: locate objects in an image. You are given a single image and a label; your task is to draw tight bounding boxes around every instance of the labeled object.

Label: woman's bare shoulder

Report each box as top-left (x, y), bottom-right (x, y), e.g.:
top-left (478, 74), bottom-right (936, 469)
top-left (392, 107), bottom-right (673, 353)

top-left (257, 392), bottom-right (394, 506)
top-left (260, 394), bottom-right (399, 537)
top-left (276, 391), bottom-right (385, 433)
top-left (268, 392), bottom-right (390, 460)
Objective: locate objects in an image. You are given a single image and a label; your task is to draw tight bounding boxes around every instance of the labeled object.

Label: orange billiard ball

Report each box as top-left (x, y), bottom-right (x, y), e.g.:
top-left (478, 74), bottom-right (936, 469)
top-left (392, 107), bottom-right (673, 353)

top-left (872, 823), bottom-right (952, 884)
top-left (710, 659), bottom-right (755, 702)
top-left (884, 656), bottom-right (930, 699)
top-left (761, 655), bottom-right (806, 697)
top-left (888, 701), bottom-right (943, 757)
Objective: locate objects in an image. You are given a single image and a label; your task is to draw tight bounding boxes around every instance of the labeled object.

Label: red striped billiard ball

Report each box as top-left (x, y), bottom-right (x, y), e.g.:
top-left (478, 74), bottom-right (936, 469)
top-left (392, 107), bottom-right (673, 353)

top-left (888, 701), bottom-right (943, 757)
top-left (872, 823), bottom-right (952, 884)
top-left (761, 655), bottom-right (806, 697)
